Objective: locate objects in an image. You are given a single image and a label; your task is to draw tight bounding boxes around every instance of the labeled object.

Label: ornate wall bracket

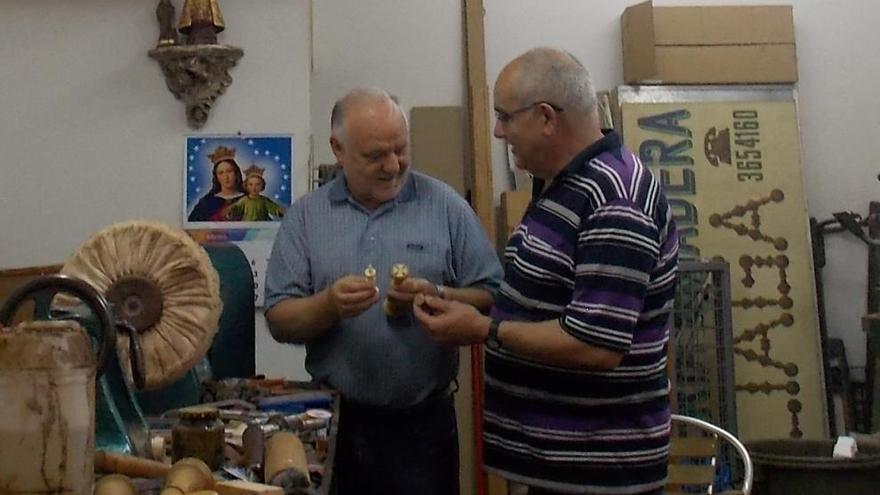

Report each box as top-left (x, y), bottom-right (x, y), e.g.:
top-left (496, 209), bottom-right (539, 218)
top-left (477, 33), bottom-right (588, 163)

top-left (149, 44), bottom-right (243, 129)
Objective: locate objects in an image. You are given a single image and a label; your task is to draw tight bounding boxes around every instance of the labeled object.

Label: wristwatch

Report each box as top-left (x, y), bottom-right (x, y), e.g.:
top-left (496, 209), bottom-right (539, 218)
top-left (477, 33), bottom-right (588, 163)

top-left (486, 318), bottom-right (503, 350)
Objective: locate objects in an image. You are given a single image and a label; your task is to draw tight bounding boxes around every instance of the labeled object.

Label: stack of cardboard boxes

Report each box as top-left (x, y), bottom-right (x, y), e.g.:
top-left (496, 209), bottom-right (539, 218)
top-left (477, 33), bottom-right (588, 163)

top-left (622, 0), bottom-right (797, 85)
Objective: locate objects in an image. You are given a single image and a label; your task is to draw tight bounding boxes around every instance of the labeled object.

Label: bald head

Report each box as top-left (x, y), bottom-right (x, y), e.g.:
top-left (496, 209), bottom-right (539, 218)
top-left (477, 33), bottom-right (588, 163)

top-left (500, 47), bottom-right (597, 122)
top-left (330, 87), bottom-right (407, 144)
top-left (328, 87), bottom-right (411, 210)
top-left (493, 47), bottom-right (605, 181)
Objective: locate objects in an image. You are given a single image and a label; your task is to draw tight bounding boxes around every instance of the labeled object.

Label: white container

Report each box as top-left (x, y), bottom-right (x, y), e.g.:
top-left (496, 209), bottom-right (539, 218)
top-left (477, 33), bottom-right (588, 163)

top-left (0, 321), bottom-right (96, 495)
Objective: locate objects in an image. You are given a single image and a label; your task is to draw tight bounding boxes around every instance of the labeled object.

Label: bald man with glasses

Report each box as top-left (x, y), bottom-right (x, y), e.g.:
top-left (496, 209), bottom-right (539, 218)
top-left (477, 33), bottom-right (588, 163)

top-left (415, 47), bottom-right (679, 495)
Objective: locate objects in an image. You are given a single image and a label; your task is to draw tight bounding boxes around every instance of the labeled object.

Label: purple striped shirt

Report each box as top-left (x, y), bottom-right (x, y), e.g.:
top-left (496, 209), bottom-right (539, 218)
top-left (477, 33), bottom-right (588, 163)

top-left (486, 132), bottom-right (678, 494)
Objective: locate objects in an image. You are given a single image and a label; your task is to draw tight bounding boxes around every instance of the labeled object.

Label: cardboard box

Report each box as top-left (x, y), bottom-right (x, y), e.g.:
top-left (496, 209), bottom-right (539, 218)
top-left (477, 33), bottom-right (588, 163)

top-left (622, 0), bottom-right (797, 84)
top-left (411, 106), bottom-right (468, 198)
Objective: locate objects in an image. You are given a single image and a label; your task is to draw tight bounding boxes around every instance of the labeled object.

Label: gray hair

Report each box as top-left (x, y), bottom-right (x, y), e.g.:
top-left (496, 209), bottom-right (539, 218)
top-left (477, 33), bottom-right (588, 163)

top-left (513, 47), bottom-right (597, 118)
top-left (330, 87), bottom-right (407, 142)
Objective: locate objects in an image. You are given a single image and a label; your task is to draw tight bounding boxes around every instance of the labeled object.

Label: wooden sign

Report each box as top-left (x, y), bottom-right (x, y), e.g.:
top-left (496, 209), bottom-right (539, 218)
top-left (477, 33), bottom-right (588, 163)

top-left (619, 86), bottom-right (827, 440)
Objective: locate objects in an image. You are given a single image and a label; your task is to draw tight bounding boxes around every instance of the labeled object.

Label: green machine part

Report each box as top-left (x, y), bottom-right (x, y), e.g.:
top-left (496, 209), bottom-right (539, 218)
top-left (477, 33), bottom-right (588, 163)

top-left (203, 243), bottom-right (256, 380)
top-left (95, 330), bottom-right (150, 454)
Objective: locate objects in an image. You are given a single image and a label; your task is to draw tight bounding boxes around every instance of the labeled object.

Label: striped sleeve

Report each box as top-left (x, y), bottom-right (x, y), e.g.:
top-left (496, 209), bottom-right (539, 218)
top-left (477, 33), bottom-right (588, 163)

top-left (560, 199), bottom-right (660, 353)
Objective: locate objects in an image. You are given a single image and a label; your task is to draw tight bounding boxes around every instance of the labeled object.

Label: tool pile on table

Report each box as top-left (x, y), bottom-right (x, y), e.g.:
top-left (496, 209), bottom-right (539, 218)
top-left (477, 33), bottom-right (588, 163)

top-left (95, 379), bottom-right (337, 495)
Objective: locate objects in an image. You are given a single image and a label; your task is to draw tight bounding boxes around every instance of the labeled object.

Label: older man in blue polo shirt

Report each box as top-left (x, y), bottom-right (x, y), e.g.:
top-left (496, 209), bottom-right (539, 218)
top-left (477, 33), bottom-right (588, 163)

top-left (415, 48), bottom-right (679, 495)
top-left (264, 87), bottom-right (502, 495)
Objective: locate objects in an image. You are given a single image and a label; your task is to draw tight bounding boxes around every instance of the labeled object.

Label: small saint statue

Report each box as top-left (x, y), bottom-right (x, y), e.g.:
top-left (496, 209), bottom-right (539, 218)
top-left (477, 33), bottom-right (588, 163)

top-left (178, 0), bottom-right (226, 45)
top-left (156, 0), bottom-right (178, 46)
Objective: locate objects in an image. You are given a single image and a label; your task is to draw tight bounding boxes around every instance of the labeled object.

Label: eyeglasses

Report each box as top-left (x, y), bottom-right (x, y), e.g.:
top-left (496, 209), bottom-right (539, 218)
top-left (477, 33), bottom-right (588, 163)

top-left (494, 101), bottom-right (564, 124)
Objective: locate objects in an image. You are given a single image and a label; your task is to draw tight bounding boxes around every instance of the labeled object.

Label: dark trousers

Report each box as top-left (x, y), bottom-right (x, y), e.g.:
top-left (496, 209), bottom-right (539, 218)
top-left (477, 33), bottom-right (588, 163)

top-left (332, 393), bottom-right (460, 495)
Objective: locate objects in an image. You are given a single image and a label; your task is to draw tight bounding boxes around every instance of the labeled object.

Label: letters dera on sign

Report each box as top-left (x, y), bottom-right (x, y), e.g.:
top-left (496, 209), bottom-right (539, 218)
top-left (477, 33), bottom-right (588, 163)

top-left (636, 108), bottom-right (767, 258)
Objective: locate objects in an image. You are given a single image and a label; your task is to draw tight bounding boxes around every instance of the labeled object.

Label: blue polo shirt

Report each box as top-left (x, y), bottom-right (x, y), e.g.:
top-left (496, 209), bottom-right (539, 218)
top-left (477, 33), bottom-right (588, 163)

top-left (265, 171), bottom-right (502, 407)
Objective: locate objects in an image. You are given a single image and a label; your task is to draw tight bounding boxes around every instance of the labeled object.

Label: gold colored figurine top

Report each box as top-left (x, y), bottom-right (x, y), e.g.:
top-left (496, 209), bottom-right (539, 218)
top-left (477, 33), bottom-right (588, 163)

top-left (383, 263), bottom-right (410, 317)
top-left (364, 264), bottom-right (377, 283)
top-left (390, 264), bottom-right (409, 284)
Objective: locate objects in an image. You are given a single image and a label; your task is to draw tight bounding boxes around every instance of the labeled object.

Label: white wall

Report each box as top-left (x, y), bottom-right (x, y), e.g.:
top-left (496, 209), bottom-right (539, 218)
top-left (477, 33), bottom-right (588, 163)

top-left (311, 0), bottom-right (880, 373)
top-left (0, 0), bottom-right (311, 380)
top-left (310, 1), bottom-right (464, 167)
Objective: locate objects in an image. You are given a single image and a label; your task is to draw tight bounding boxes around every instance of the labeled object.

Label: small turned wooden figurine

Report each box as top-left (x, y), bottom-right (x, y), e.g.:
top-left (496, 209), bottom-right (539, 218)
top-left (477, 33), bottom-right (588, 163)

top-left (383, 263), bottom-right (409, 316)
top-left (160, 458), bottom-right (214, 495)
top-left (95, 475), bottom-right (138, 495)
top-left (264, 432), bottom-right (310, 492)
top-left (178, 0), bottom-right (226, 45)
top-left (363, 264), bottom-right (377, 285)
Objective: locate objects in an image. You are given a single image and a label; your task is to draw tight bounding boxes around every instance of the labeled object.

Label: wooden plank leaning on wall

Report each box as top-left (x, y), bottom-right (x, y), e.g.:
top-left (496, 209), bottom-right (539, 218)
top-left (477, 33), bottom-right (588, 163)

top-left (463, 0), bottom-right (495, 243)
top-left (463, 1), bottom-right (504, 495)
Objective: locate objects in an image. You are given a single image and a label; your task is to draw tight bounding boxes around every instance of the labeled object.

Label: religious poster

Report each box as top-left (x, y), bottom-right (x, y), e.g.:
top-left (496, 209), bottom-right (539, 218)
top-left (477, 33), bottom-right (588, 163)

top-left (619, 86), bottom-right (827, 440)
top-left (183, 135), bottom-right (293, 229)
top-left (183, 134), bottom-right (293, 307)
